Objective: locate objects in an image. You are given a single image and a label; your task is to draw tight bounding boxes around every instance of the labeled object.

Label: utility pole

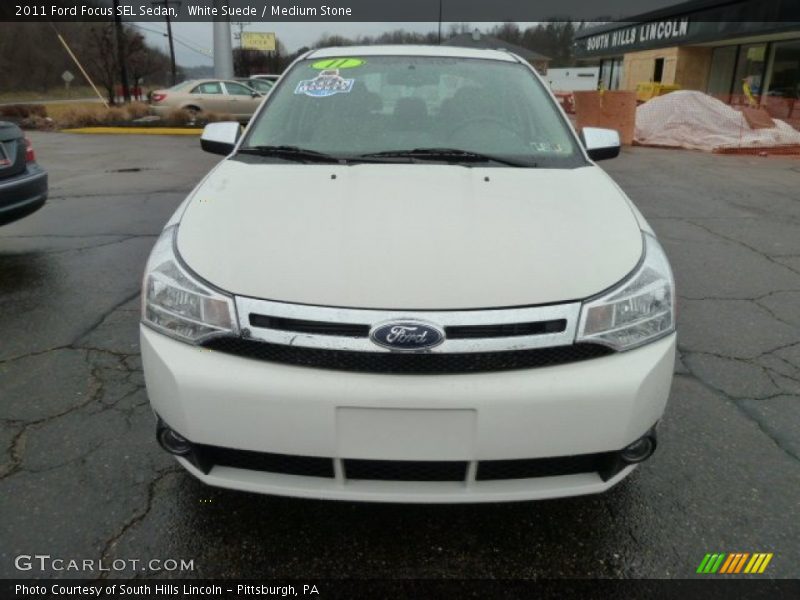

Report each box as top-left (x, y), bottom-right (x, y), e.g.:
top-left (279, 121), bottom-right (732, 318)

top-left (213, 0), bottom-right (234, 79)
top-left (232, 22), bottom-right (250, 76)
top-left (164, 0), bottom-right (178, 85)
top-left (233, 21), bottom-right (248, 47)
top-left (50, 23), bottom-right (109, 108)
top-left (112, 0), bottom-right (130, 102)
top-left (152, 0), bottom-right (179, 85)
top-left (438, 0), bottom-right (443, 44)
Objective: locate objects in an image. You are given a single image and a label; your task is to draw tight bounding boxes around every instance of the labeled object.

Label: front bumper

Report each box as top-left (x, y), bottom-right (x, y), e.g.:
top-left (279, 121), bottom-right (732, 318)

top-left (0, 167), bottom-right (47, 225)
top-left (142, 327), bottom-right (675, 502)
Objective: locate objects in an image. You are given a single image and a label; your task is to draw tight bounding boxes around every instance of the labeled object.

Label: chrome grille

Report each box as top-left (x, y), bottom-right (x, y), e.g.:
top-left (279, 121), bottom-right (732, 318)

top-left (217, 296), bottom-right (613, 373)
top-left (235, 296), bottom-right (584, 354)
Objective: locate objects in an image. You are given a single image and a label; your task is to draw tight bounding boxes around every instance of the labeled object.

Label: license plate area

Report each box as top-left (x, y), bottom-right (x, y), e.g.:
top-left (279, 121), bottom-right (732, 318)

top-left (336, 407), bottom-right (476, 461)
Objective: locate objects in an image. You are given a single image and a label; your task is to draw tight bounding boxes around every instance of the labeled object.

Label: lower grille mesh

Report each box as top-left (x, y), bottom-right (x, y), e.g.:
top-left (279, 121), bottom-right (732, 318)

top-left (201, 337), bottom-right (613, 374)
top-left (477, 453), bottom-right (617, 481)
top-left (344, 459), bottom-right (468, 481)
top-left (194, 446), bottom-right (334, 478)
top-left (187, 445), bottom-right (623, 482)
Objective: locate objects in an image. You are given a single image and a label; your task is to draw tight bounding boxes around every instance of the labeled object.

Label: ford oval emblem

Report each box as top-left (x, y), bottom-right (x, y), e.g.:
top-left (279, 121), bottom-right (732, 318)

top-left (369, 320), bottom-right (445, 352)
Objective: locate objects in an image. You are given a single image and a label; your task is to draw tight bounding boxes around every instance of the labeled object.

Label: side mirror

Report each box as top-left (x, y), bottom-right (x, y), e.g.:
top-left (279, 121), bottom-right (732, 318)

top-left (581, 127), bottom-right (621, 161)
top-left (200, 122), bottom-right (241, 155)
top-left (251, 91), bottom-right (261, 98)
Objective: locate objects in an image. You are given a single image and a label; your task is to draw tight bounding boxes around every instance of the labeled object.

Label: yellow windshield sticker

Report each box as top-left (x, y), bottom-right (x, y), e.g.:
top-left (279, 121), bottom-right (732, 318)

top-left (311, 58), bottom-right (365, 70)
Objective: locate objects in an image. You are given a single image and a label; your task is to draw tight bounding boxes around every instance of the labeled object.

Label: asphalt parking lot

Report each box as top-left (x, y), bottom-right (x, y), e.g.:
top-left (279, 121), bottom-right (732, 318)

top-left (1, 132), bottom-right (799, 579)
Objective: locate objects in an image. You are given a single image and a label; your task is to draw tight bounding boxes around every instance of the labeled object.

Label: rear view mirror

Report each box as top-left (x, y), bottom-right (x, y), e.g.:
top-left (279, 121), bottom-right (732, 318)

top-left (581, 127), bottom-right (621, 161)
top-left (200, 122), bottom-right (242, 155)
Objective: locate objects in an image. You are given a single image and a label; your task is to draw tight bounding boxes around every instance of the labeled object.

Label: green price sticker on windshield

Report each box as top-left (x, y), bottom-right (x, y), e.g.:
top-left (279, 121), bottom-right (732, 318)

top-left (311, 58), bottom-right (365, 70)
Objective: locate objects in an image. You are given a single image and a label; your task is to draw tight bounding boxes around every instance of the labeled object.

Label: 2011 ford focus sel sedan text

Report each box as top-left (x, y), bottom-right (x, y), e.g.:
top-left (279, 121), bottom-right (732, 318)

top-left (141, 46), bottom-right (676, 503)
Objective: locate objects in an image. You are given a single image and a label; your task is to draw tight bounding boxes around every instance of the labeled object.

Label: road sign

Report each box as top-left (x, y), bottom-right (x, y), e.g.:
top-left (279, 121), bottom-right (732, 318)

top-left (62, 70), bottom-right (75, 91)
top-left (241, 32), bottom-right (276, 52)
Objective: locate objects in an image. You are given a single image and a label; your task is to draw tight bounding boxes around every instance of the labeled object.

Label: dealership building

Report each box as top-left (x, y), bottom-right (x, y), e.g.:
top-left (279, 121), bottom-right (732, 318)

top-left (574, 0), bottom-right (800, 124)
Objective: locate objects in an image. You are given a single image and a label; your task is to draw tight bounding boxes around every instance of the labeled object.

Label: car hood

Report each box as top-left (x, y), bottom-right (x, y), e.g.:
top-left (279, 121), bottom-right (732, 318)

top-left (177, 160), bottom-right (642, 309)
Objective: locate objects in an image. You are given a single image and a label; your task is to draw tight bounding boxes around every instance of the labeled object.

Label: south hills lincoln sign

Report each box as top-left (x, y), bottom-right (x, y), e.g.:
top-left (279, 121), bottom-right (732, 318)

top-left (583, 19), bottom-right (690, 54)
top-left (575, 0), bottom-right (800, 60)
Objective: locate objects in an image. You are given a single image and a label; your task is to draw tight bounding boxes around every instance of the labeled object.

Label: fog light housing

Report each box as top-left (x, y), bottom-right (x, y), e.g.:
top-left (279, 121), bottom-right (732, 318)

top-left (621, 434), bottom-right (656, 464)
top-left (157, 421), bottom-right (193, 455)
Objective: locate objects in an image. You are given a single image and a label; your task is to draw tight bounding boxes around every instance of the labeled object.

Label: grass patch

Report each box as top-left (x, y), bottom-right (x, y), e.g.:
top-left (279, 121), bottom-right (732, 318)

top-left (2, 100), bottom-right (236, 130)
top-left (42, 101), bottom-right (105, 120)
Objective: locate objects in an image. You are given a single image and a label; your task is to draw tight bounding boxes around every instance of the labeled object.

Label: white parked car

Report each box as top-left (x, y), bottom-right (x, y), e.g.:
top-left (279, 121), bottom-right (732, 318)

top-left (141, 46), bottom-right (676, 503)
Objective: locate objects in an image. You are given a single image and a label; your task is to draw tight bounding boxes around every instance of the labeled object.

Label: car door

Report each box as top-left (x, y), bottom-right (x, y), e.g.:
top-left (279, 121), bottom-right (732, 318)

top-left (188, 81), bottom-right (227, 113)
top-left (222, 81), bottom-right (263, 118)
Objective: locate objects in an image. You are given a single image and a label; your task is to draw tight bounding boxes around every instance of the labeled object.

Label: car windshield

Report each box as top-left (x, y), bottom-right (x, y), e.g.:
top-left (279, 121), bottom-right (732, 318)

top-left (242, 55), bottom-right (583, 168)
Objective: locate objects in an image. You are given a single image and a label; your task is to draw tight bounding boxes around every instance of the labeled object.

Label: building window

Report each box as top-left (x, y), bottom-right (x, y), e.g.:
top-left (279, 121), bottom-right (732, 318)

top-left (763, 38), bottom-right (800, 124)
top-left (599, 57), bottom-right (624, 90)
top-left (766, 39), bottom-right (800, 100)
top-left (707, 45), bottom-right (738, 100)
top-left (653, 58), bottom-right (665, 83)
top-left (733, 43), bottom-right (767, 102)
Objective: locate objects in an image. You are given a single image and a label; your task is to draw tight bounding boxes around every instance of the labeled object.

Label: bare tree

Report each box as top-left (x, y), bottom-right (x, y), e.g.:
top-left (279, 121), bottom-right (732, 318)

top-left (0, 20), bottom-right (179, 99)
top-left (447, 23), bottom-right (472, 36)
top-left (234, 38), bottom-right (287, 77)
top-left (0, 22), bottom-right (89, 93)
top-left (127, 30), bottom-right (172, 97)
top-left (81, 23), bottom-right (120, 104)
top-left (491, 22), bottom-right (523, 45)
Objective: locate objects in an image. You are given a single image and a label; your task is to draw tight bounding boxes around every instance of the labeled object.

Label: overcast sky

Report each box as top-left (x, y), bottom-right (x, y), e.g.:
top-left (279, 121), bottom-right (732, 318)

top-left (122, 0), bottom-right (686, 66)
top-left (136, 21), bottom-right (540, 67)
top-left (134, 0), bottom-right (685, 66)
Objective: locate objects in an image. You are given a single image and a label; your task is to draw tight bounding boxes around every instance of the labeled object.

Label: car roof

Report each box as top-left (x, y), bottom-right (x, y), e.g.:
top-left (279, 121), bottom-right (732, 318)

top-left (187, 79), bottom-right (253, 85)
top-left (305, 45), bottom-right (520, 63)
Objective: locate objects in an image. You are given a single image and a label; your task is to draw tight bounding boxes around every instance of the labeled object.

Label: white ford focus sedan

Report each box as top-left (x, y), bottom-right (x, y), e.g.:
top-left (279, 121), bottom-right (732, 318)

top-left (141, 46), bottom-right (676, 503)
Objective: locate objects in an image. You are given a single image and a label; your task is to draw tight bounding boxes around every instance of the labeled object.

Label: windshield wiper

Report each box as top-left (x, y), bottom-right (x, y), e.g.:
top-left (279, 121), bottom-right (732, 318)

top-left (237, 145), bottom-right (342, 163)
top-left (359, 148), bottom-right (534, 167)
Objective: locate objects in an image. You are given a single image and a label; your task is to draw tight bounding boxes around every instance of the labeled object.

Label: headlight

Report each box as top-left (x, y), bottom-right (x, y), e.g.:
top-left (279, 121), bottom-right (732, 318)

top-left (577, 233), bottom-right (674, 351)
top-left (141, 225), bottom-right (237, 343)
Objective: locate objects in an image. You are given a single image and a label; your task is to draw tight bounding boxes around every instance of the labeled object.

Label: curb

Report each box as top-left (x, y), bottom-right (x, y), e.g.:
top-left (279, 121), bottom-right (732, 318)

top-left (61, 127), bottom-right (203, 135)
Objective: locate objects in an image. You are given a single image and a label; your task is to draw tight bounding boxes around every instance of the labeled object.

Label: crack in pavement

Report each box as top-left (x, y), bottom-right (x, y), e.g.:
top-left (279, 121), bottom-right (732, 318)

top-left (72, 290), bottom-right (142, 349)
top-left (676, 345), bottom-right (800, 463)
top-left (1, 233), bottom-right (157, 239)
top-left (98, 465), bottom-right (182, 579)
top-left (0, 344), bottom-right (70, 365)
top-left (678, 217), bottom-right (800, 277)
top-left (0, 235), bottom-right (158, 257)
top-left (1, 349), bottom-right (100, 479)
top-left (0, 292), bottom-right (144, 479)
top-left (0, 289), bottom-right (141, 365)
top-left (760, 349), bottom-right (800, 379)
top-left (753, 297), bottom-right (800, 330)
top-left (678, 289), bottom-right (800, 302)
top-left (1, 345), bottom-right (145, 479)
top-left (45, 188), bottom-right (193, 202)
